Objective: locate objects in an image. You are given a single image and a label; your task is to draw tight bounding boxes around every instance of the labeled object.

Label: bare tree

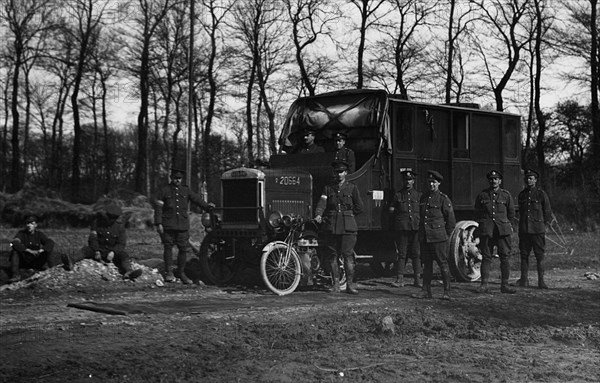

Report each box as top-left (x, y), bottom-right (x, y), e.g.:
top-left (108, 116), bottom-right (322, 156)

top-left (349, 0), bottom-right (386, 89)
top-left (2, 0), bottom-right (56, 192)
top-left (284, 0), bottom-right (341, 96)
top-left (471, 0), bottom-right (535, 111)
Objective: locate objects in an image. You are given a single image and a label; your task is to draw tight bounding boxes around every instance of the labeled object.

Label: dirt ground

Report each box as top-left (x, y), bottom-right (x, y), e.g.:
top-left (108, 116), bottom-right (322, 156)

top-left (1, 256), bottom-right (599, 383)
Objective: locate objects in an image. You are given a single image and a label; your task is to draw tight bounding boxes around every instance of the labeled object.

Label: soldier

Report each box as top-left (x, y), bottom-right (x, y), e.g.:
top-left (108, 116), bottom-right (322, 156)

top-left (82, 205), bottom-right (143, 280)
top-left (293, 128), bottom-right (325, 154)
top-left (333, 132), bottom-right (356, 172)
top-left (154, 167), bottom-right (215, 284)
top-left (414, 170), bottom-right (456, 300)
top-left (8, 215), bottom-right (59, 282)
top-left (315, 160), bottom-right (364, 294)
top-left (517, 169), bottom-right (553, 289)
top-left (474, 170), bottom-right (516, 294)
top-left (389, 169), bottom-right (422, 288)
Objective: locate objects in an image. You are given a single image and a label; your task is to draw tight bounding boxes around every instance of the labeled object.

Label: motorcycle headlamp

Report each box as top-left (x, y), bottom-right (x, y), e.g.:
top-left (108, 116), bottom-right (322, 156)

top-left (268, 211), bottom-right (283, 228)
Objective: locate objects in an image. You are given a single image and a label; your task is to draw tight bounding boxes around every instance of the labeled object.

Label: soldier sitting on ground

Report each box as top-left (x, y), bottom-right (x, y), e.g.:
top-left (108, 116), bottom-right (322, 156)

top-left (66, 205), bottom-right (143, 280)
top-left (8, 215), bottom-right (61, 282)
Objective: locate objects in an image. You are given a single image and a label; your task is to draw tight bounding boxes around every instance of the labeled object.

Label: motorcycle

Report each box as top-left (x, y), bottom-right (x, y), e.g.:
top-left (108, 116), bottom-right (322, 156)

top-left (260, 216), bottom-right (346, 296)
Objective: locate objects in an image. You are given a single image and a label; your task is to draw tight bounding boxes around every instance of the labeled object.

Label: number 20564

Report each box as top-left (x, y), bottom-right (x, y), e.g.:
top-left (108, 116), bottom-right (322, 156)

top-left (275, 176), bottom-right (301, 186)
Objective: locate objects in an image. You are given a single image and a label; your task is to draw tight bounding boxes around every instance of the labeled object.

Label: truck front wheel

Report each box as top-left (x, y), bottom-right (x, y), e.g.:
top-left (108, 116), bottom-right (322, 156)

top-left (199, 235), bottom-right (239, 285)
top-left (448, 221), bottom-right (482, 282)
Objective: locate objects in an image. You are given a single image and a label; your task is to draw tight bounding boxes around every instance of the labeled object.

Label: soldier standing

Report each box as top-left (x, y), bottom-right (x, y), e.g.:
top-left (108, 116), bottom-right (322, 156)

top-left (474, 170), bottom-right (516, 294)
top-left (414, 170), bottom-right (456, 300)
top-left (333, 132), bottom-right (356, 172)
top-left (517, 169), bottom-right (553, 289)
top-left (82, 205), bottom-right (143, 280)
top-left (9, 215), bottom-right (59, 282)
top-left (293, 128), bottom-right (325, 154)
top-left (389, 169), bottom-right (422, 288)
top-left (315, 160), bottom-right (364, 294)
top-left (154, 168), bottom-right (214, 284)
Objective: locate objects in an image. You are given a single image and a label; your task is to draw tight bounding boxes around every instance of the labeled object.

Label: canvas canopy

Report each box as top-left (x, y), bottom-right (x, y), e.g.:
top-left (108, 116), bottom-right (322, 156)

top-left (278, 89), bottom-right (392, 155)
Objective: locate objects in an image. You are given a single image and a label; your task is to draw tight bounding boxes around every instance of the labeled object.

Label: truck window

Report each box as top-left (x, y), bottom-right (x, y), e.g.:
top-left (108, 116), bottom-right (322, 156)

top-left (394, 105), bottom-right (413, 152)
top-left (453, 112), bottom-right (470, 158)
top-left (504, 118), bottom-right (519, 159)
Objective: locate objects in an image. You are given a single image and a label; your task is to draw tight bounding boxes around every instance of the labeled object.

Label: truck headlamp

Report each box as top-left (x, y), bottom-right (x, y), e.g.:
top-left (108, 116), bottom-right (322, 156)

top-left (268, 211), bottom-right (283, 228)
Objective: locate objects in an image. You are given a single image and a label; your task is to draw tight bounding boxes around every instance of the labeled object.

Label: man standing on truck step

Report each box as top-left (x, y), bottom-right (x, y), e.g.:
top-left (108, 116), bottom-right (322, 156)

top-left (414, 170), bottom-right (456, 300)
top-left (154, 167), bottom-right (215, 284)
top-left (293, 128), bottom-right (325, 154)
top-left (474, 170), bottom-right (516, 294)
top-left (332, 132), bottom-right (355, 172)
top-left (315, 160), bottom-right (364, 294)
top-left (516, 169), bottom-right (553, 289)
top-left (389, 169), bottom-right (422, 288)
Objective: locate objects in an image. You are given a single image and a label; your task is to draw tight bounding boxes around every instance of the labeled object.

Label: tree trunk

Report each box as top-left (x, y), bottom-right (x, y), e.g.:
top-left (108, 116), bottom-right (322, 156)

top-left (590, 0), bottom-right (600, 165)
top-left (444, 0), bottom-right (456, 104)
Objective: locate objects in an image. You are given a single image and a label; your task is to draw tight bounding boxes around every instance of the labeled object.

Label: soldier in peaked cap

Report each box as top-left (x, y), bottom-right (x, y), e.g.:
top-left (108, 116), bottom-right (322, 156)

top-left (154, 167), bottom-right (215, 284)
top-left (474, 170), bottom-right (516, 294)
top-left (332, 132), bottom-right (355, 172)
top-left (517, 168), bottom-right (553, 289)
top-left (414, 170), bottom-right (456, 300)
top-left (389, 169), bottom-right (422, 288)
top-left (293, 128), bottom-right (325, 154)
top-left (8, 215), bottom-right (59, 282)
top-left (315, 160), bottom-right (364, 294)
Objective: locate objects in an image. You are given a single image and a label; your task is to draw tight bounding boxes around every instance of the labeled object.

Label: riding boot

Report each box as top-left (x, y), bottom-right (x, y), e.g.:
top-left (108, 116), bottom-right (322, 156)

top-left (177, 250), bottom-right (192, 284)
top-left (163, 247), bottom-right (175, 282)
top-left (412, 260), bottom-right (422, 287)
top-left (517, 257), bottom-right (529, 287)
top-left (537, 259), bottom-right (548, 289)
top-left (391, 258), bottom-right (405, 287)
top-left (345, 260), bottom-right (358, 295)
top-left (499, 258), bottom-right (516, 293)
top-left (477, 259), bottom-right (490, 293)
top-left (441, 264), bottom-right (452, 300)
top-left (328, 258), bottom-right (341, 293)
top-left (8, 251), bottom-right (21, 283)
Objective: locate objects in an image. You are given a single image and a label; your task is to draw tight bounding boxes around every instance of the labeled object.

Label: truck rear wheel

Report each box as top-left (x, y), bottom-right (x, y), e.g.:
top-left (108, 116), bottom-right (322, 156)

top-left (448, 221), bottom-right (482, 282)
top-left (199, 235), bottom-right (239, 285)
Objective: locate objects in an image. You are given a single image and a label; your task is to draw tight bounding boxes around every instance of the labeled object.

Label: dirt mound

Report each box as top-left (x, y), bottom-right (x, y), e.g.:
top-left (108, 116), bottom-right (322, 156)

top-left (0, 259), bottom-right (163, 293)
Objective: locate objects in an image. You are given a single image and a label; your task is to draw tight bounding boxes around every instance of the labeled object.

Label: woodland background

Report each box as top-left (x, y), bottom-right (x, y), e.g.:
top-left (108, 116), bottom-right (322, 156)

top-left (1, 0), bottom-right (598, 229)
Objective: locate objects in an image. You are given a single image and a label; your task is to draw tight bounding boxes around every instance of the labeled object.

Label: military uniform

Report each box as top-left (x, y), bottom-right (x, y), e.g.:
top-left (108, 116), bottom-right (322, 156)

top-left (315, 161), bottom-right (364, 294)
top-left (80, 205), bottom-right (141, 279)
top-left (295, 142), bottom-right (325, 154)
top-left (333, 132), bottom-right (356, 172)
top-left (9, 216), bottom-right (58, 281)
top-left (154, 169), bottom-right (212, 283)
top-left (418, 170), bottom-right (456, 299)
top-left (474, 170), bottom-right (516, 293)
top-left (517, 169), bottom-right (553, 288)
top-left (390, 170), bottom-right (422, 287)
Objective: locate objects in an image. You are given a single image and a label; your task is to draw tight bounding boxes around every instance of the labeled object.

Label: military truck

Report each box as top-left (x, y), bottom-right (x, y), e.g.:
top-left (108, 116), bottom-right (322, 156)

top-left (198, 89), bottom-right (521, 286)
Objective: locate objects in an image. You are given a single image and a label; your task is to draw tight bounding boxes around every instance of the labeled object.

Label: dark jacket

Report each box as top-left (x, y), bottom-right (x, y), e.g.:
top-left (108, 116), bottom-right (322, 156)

top-left (518, 186), bottom-right (552, 234)
top-left (11, 229), bottom-right (55, 253)
top-left (315, 181), bottom-right (364, 235)
top-left (474, 187), bottom-right (515, 237)
top-left (89, 217), bottom-right (126, 253)
top-left (154, 183), bottom-right (211, 231)
top-left (293, 143), bottom-right (325, 154)
top-left (391, 187), bottom-right (421, 231)
top-left (334, 147), bottom-right (356, 172)
top-left (419, 190), bottom-right (456, 243)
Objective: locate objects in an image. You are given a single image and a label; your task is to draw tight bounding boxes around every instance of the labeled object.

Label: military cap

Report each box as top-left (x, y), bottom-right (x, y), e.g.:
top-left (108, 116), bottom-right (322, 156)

top-left (25, 215), bottom-right (38, 223)
top-left (400, 169), bottom-right (417, 180)
top-left (302, 128), bottom-right (317, 136)
top-left (170, 167), bottom-right (185, 177)
top-left (332, 160), bottom-right (349, 172)
top-left (487, 170), bottom-right (502, 179)
top-left (105, 204), bottom-right (122, 217)
top-left (524, 169), bottom-right (539, 178)
top-left (427, 170), bottom-right (443, 182)
top-left (333, 132), bottom-right (347, 140)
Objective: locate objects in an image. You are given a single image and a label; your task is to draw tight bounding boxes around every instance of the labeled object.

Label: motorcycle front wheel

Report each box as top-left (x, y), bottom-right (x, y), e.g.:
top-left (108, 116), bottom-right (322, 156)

top-left (261, 243), bottom-right (302, 296)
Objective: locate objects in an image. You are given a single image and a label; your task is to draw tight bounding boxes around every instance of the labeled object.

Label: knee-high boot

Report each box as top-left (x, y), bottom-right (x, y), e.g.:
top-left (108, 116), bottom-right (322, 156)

top-left (517, 257), bottom-right (529, 287)
top-left (163, 246), bottom-right (175, 282)
top-left (440, 263), bottom-right (452, 300)
top-left (537, 258), bottom-right (548, 289)
top-left (478, 259), bottom-right (491, 293)
top-left (500, 257), bottom-right (516, 294)
top-left (345, 260), bottom-right (358, 295)
top-left (328, 257), bottom-right (341, 293)
top-left (177, 250), bottom-right (192, 284)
